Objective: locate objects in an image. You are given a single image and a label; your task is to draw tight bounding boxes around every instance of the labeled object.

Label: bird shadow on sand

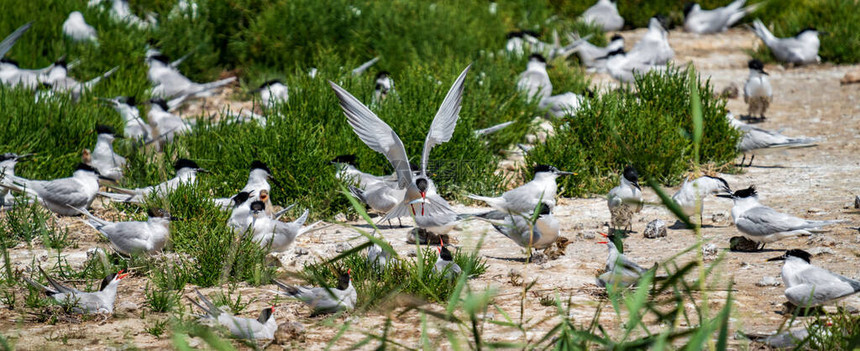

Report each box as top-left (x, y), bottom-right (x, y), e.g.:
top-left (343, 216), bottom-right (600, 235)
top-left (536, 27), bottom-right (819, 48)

top-left (485, 255), bottom-right (529, 263)
top-left (668, 221), bottom-right (722, 230)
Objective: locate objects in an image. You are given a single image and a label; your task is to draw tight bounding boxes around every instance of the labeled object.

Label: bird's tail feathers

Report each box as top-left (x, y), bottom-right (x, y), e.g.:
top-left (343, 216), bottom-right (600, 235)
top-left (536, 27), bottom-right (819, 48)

top-left (192, 77), bottom-right (236, 96)
top-left (466, 194), bottom-right (506, 209)
top-left (273, 279), bottom-right (299, 296)
top-left (98, 191), bottom-right (141, 203)
top-left (752, 19), bottom-right (776, 44)
top-left (22, 276), bottom-right (54, 295)
top-left (273, 203), bottom-right (297, 220)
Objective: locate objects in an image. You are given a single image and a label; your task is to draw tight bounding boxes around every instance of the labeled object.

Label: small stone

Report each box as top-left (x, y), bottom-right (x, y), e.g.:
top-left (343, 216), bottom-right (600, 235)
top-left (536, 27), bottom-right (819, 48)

top-left (643, 219), bottom-right (667, 239)
top-left (807, 247), bottom-right (835, 256)
top-left (294, 247), bottom-right (308, 256)
top-left (855, 196), bottom-right (860, 209)
top-left (711, 212), bottom-right (728, 224)
top-left (580, 231), bottom-right (596, 240)
top-left (806, 235), bottom-right (836, 247)
top-left (334, 213), bottom-right (347, 222)
top-left (719, 83), bottom-right (739, 99)
top-left (187, 337), bottom-right (202, 348)
top-left (334, 243), bottom-right (351, 253)
top-left (702, 243), bottom-right (718, 257)
top-left (406, 228), bottom-right (450, 245)
top-left (729, 236), bottom-right (759, 252)
top-left (274, 321), bottom-right (306, 344)
top-left (531, 251), bottom-right (548, 265)
top-left (756, 276), bottom-right (781, 287)
top-left (841, 70), bottom-right (860, 85)
top-left (116, 301), bottom-right (138, 314)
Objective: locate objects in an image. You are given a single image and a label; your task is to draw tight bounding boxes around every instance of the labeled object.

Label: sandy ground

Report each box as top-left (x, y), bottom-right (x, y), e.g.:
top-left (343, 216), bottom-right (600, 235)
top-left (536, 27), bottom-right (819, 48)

top-left (2, 28), bottom-right (859, 350)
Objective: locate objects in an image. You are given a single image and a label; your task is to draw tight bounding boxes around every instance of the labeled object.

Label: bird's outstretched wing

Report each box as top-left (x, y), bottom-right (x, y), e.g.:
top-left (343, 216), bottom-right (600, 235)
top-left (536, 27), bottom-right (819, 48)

top-left (421, 65), bottom-right (471, 175)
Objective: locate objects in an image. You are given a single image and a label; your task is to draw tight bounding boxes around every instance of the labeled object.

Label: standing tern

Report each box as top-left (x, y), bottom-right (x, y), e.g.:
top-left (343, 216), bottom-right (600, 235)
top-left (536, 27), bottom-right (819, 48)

top-left (274, 271), bottom-right (357, 315)
top-left (671, 175), bottom-right (732, 224)
top-left (98, 158), bottom-right (206, 203)
top-left (89, 125), bottom-right (126, 182)
top-left (1, 153), bottom-right (31, 208)
top-left (516, 54), bottom-right (552, 102)
top-left (469, 164), bottom-right (573, 214)
top-left (768, 249), bottom-right (860, 308)
top-left (0, 163), bottom-right (108, 216)
top-left (63, 12), bottom-right (98, 43)
top-left (743, 59), bottom-right (772, 121)
top-left (727, 113), bottom-right (819, 167)
top-left (23, 267), bottom-right (127, 314)
top-left (752, 20), bottom-right (821, 65)
top-left (329, 65), bottom-right (472, 222)
top-left (476, 202), bottom-right (560, 251)
top-left (683, 0), bottom-right (760, 34)
top-left (433, 239), bottom-right (462, 279)
top-left (607, 166), bottom-right (643, 233)
top-left (718, 186), bottom-right (845, 250)
top-left (580, 0), bottom-right (624, 32)
top-left (70, 206), bottom-right (173, 255)
top-left (188, 289), bottom-right (277, 340)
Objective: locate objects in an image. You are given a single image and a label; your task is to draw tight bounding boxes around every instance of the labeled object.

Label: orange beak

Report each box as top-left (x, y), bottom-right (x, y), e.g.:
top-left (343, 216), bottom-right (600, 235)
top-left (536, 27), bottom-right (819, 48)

top-left (598, 232), bottom-right (608, 238)
top-left (117, 269), bottom-right (129, 280)
top-left (597, 241), bottom-right (608, 244)
top-left (420, 192), bottom-right (426, 216)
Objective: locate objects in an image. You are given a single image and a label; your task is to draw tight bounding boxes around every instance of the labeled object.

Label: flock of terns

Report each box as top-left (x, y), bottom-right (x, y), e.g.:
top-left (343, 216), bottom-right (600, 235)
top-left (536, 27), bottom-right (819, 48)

top-left (0, 0), bottom-right (856, 344)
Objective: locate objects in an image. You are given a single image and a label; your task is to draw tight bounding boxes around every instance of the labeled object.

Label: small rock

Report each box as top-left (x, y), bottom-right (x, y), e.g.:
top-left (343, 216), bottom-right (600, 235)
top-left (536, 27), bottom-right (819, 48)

top-left (294, 247), bottom-right (308, 256)
top-left (806, 235), bottom-right (836, 247)
top-left (406, 228), bottom-right (450, 245)
top-left (334, 243), bottom-right (351, 253)
top-left (531, 251), bottom-right (548, 265)
top-left (711, 212), bottom-right (728, 224)
top-left (719, 83), bottom-right (739, 99)
top-left (116, 301), bottom-right (138, 314)
top-left (572, 223), bottom-right (584, 230)
top-left (580, 231), bottom-right (596, 240)
top-left (841, 70), bottom-right (860, 85)
top-left (729, 236), bottom-right (759, 252)
top-left (187, 337), bottom-right (202, 348)
top-left (334, 213), bottom-right (347, 222)
top-left (807, 247), bottom-right (834, 256)
top-left (274, 321), bottom-right (306, 344)
top-left (855, 196), bottom-right (860, 209)
top-left (643, 219), bottom-right (667, 239)
top-left (756, 276), bottom-right (781, 287)
top-left (702, 243), bottom-right (718, 257)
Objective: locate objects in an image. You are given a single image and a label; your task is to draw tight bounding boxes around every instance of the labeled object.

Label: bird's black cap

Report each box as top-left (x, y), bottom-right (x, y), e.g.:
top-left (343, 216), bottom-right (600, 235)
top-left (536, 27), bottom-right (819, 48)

top-left (683, 2), bottom-right (696, 17)
top-left (375, 71), bottom-right (390, 79)
top-left (250, 200), bottom-right (265, 212)
top-left (610, 34), bottom-right (624, 42)
top-left (149, 98), bottom-right (169, 111)
top-left (95, 124), bottom-right (116, 136)
top-left (533, 164), bottom-right (558, 174)
top-left (622, 166), bottom-right (638, 182)
top-left (174, 158), bottom-right (200, 171)
top-left (331, 155), bottom-right (357, 165)
top-left (250, 160), bottom-right (272, 174)
top-left (1, 58), bottom-right (19, 66)
top-left (232, 191), bottom-right (251, 206)
top-left (732, 186), bottom-right (757, 198)
top-left (75, 163), bottom-right (99, 174)
top-left (258, 79), bottom-right (283, 89)
top-left (748, 59), bottom-right (765, 71)
top-left (149, 54), bottom-right (170, 64)
top-left (528, 53), bottom-right (547, 63)
top-left (337, 271), bottom-right (351, 290)
top-left (440, 245), bottom-right (454, 261)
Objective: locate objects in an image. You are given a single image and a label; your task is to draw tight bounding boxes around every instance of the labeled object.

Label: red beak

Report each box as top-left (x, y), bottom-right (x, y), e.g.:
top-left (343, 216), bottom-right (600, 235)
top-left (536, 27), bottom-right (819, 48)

top-left (117, 269), bottom-right (129, 280)
top-left (420, 192), bottom-right (426, 216)
top-left (598, 232), bottom-right (608, 238)
top-left (597, 241), bottom-right (608, 244)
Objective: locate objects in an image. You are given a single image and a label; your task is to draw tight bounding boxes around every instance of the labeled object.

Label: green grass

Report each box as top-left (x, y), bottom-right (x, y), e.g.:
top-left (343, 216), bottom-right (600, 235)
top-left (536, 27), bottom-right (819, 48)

top-left (525, 66), bottom-right (740, 197)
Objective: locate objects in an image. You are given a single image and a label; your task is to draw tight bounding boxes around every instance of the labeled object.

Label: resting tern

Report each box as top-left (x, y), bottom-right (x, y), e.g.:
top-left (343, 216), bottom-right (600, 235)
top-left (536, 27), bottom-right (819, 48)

top-left (274, 271), bottom-right (357, 315)
top-left (670, 175), bottom-right (732, 224)
top-left (0, 58), bottom-right (48, 89)
top-left (718, 186), bottom-right (845, 250)
top-left (469, 164), bottom-right (573, 214)
top-left (607, 166), bottom-right (643, 233)
top-left (98, 158), bottom-right (206, 203)
top-left (188, 289), bottom-right (276, 340)
top-left (596, 232), bottom-right (653, 288)
top-left (505, 31), bottom-right (541, 57)
top-left (367, 241), bottom-right (397, 272)
top-left (70, 206), bottom-right (173, 255)
top-left (147, 98), bottom-right (192, 143)
top-left (89, 125), bottom-right (126, 181)
top-left (768, 249), bottom-right (860, 308)
top-left (516, 54), bottom-right (552, 101)
top-left (253, 79), bottom-right (288, 107)
top-left (329, 65), bottom-right (472, 222)
top-left (571, 34), bottom-right (625, 71)
top-left (476, 202), bottom-right (559, 251)
top-left (683, 0), bottom-right (760, 34)
top-left (1, 153), bottom-right (31, 206)
top-left (63, 12), bottom-right (98, 43)
top-left (752, 20), bottom-right (821, 65)
top-left (630, 16), bottom-right (674, 65)
top-left (580, 0), bottom-right (624, 32)
top-left (727, 113), bottom-right (819, 167)
top-left (372, 71), bottom-right (394, 105)
top-left (0, 163), bottom-right (107, 216)
top-left (23, 267), bottom-right (127, 314)
top-left (433, 239), bottom-right (461, 279)
top-left (100, 96), bottom-right (153, 141)
top-left (247, 201), bottom-right (321, 252)
top-left (147, 54), bottom-right (236, 98)
top-left (743, 59), bottom-right (772, 121)
top-left (603, 48), bottom-right (667, 83)
top-left (539, 91), bottom-right (590, 118)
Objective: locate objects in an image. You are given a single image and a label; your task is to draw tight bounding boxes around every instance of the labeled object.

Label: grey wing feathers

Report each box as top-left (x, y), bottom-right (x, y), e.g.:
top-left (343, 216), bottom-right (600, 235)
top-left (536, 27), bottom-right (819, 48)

top-left (329, 81), bottom-right (413, 189)
top-left (737, 207), bottom-right (815, 234)
top-left (0, 22), bottom-right (32, 58)
top-left (421, 65), bottom-right (471, 175)
top-left (192, 288), bottom-right (220, 317)
top-left (348, 185), bottom-right (367, 204)
top-left (39, 267), bottom-right (77, 295)
top-left (273, 203), bottom-right (297, 220)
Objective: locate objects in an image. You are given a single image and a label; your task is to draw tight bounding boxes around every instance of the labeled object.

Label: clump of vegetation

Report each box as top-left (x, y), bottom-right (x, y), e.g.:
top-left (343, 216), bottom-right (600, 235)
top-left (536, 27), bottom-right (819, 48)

top-left (525, 66), bottom-right (739, 196)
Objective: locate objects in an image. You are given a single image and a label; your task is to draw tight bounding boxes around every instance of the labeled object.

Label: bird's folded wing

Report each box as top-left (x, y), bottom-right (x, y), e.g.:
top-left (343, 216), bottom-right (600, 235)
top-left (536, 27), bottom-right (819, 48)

top-left (737, 206), bottom-right (810, 235)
